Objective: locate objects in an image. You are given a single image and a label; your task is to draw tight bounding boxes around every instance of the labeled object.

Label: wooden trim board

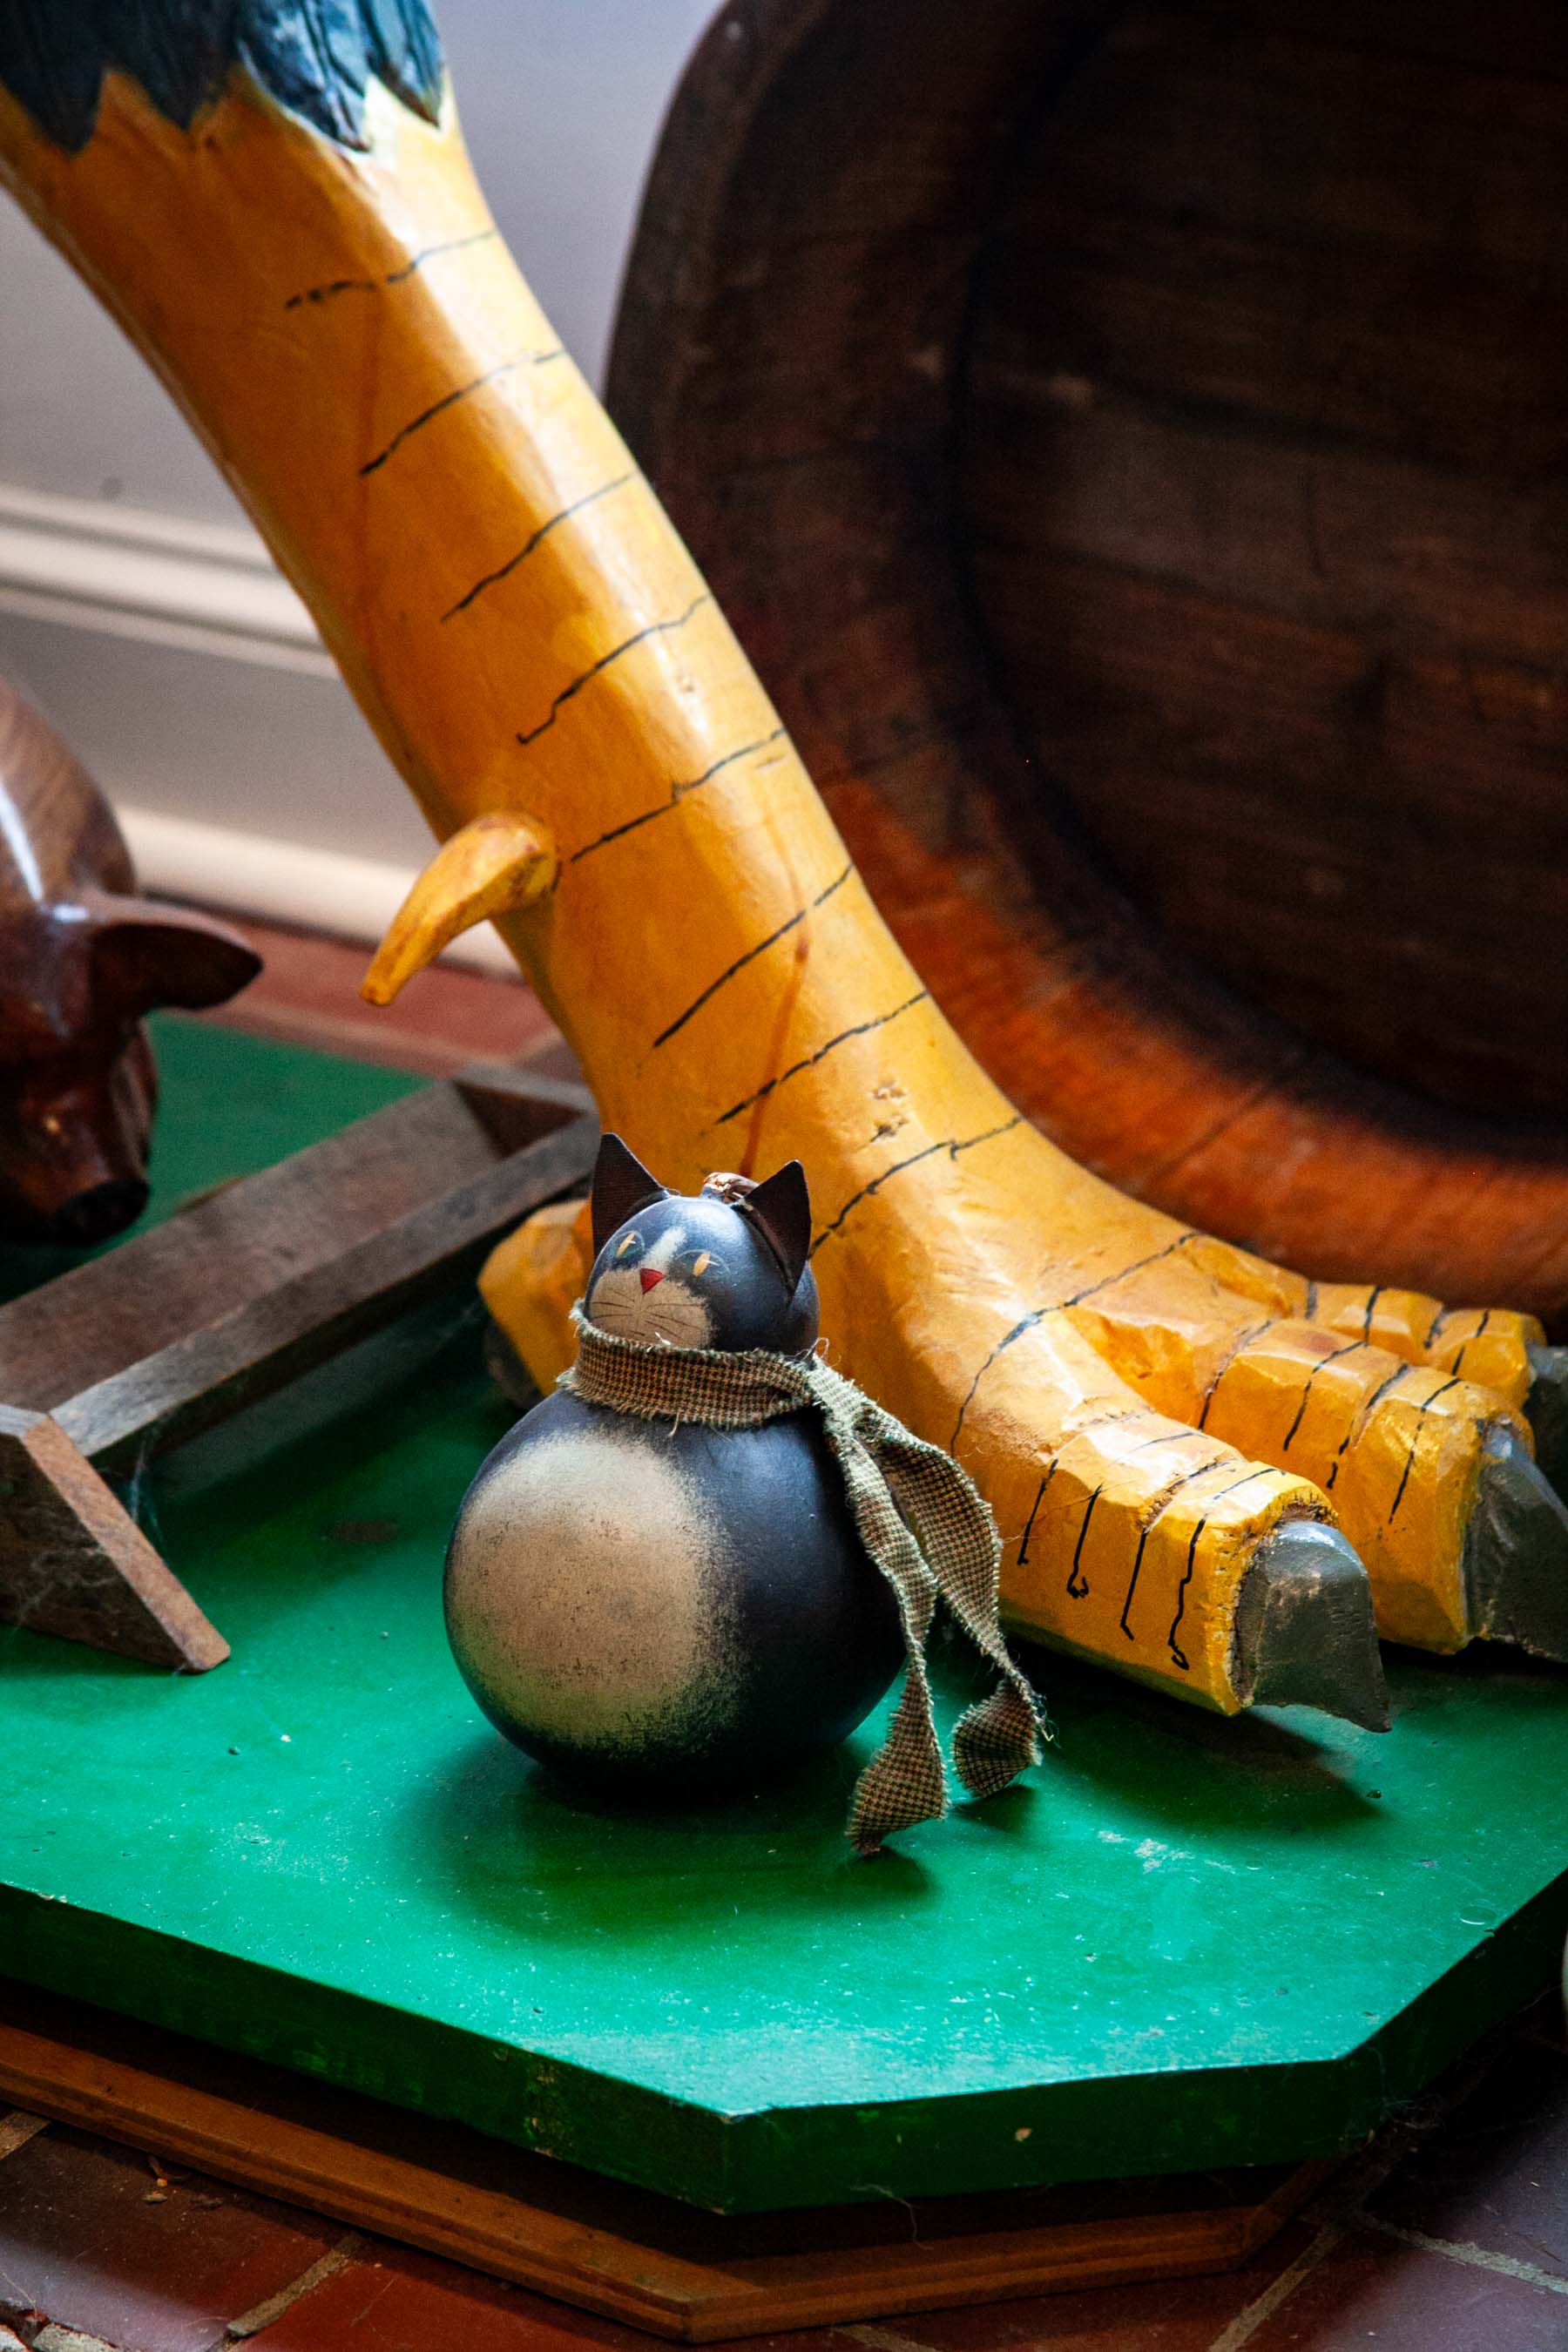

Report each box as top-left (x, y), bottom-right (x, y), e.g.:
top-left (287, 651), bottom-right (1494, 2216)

top-left (0, 1066), bottom-right (593, 1469)
top-left (0, 1985), bottom-right (1332, 2342)
top-left (0, 1064), bottom-right (595, 1669)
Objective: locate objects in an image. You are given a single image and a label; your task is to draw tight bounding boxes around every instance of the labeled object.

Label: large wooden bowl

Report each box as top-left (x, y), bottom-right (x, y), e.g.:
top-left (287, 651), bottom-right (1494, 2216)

top-left (610, 0), bottom-right (1568, 1328)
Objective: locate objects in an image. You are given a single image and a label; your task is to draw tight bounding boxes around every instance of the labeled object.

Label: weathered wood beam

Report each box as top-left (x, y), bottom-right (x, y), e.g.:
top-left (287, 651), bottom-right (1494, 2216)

top-left (0, 1068), bottom-right (596, 1668)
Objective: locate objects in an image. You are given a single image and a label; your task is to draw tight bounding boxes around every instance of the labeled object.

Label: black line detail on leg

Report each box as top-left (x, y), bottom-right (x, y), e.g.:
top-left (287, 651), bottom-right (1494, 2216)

top-left (1018, 1465), bottom-right (1056, 1567)
top-left (654, 863), bottom-right (852, 1051)
top-left (1281, 1340), bottom-right (1368, 1454)
top-left (569, 729), bottom-right (787, 862)
top-left (360, 349), bottom-right (562, 476)
top-left (1197, 1318), bottom-right (1274, 1429)
top-left (1168, 1518), bottom-right (1208, 1670)
top-left (1362, 1286), bottom-right (1385, 1338)
top-left (1060, 1233), bottom-right (1199, 1315)
top-left (947, 1233), bottom-right (1200, 1451)
top-left (285, 228), bottom-right (499, 309)
top-left (1452, 1308), bottom-right (1491, 1383)
top-left (1068, 1486), bottom-right (1101, 1598)
top-left (1388, 1376), bottom-right (1461, 1523)
top-left (1202, 1466), bottom-right (1271, 1506)
top-left (441, 472), bottom-right (637, 622)
top-left (1120, 1523), bottom-right (1152, 1640)
top-left (713, 992), bottom-right (930, 1126)
top-left (1324, 1362), bottom-right (1416, 1491)
top-left (1119, 1456), bottom-right (1231, 1642)
top-left (811, 1114), bottom-right (1023, 1256)
top-left (517, 594), bottom-right (711, 749)
top-left (950, 1313), bottom-right (1050, 1451)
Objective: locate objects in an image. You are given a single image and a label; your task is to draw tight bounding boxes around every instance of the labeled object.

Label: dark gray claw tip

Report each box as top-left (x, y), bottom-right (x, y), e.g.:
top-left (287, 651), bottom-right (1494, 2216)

top-left (1233, 1519), bottom-right (1390, 1731)
top-left (1524, 1344), bottom-right (1568, 1502)
top-left (1464, 1422), bottom-right (1568, 1663)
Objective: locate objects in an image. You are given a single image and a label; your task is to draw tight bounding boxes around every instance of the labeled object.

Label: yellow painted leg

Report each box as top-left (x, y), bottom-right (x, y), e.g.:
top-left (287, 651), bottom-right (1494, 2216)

top-left (0, 49), bottom-right (1531, 1716)
top-left (1222, 1257), bottom-right (1568, 1508)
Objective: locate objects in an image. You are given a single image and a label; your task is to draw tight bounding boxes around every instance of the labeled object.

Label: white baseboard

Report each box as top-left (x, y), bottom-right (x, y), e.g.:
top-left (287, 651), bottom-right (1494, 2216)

top-left (119, 807), bottom-right (516, 977)
top-left (0, 472), bottom-right (439, 882)
top-left (0, 478), bottom-right (514, 968)
top-left (0, 481), bottom-right (333, 672)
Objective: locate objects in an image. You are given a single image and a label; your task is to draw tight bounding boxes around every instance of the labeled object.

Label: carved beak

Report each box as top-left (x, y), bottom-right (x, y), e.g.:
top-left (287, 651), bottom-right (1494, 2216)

top-left (639, 1268), bottom-right (666, 1293)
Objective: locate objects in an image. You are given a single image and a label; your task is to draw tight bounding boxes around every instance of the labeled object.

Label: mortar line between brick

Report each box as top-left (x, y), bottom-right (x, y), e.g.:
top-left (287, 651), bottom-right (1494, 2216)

top-left (1353, 2213), bottom-right (1568, 2296)
top-left (1203, 2224), bottom-right (1345, 2352)
top-left (845, 2324), bottom-right (941, 2352)
top-left (222, 2233), bottom-right (363, 2342)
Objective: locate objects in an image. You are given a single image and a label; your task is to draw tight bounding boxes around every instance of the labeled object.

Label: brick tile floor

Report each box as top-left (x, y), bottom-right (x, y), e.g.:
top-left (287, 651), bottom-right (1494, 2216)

top-left (240, 2238), bottom-right (656, 2352)
top-left (1237, 2230), bottom-right (1568, 2352)
top-left (1365, 2016), bottom-right (1568, 2279)
top-left (0, 2126), bottom-right (341, 2352)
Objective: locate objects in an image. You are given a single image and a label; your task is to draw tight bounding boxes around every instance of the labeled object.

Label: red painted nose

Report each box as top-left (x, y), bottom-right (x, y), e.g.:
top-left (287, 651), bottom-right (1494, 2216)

top-left (639, 1267), bottom-right (666, 1293)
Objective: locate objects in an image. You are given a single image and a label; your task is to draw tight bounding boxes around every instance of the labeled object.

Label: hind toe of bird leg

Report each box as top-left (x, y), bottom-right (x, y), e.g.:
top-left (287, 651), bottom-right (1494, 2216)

top-left (1463, 1420), bottom-right (1568, 1663)
top-left (1524, 1344), bottom-right (1568, 1500)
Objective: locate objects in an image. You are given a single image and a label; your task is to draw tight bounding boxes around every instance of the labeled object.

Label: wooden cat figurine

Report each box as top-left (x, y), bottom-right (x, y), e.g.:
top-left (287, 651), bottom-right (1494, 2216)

top-left (444, 1136), bottom-right (904, 1794)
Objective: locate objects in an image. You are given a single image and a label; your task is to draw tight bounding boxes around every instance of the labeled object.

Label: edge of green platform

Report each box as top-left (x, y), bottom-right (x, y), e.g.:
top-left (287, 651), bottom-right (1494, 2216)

top-left (5, 1869), bottom-right (1565, 2213)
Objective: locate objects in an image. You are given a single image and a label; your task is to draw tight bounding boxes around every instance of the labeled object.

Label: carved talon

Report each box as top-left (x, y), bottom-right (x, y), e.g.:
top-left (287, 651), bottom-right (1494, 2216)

top-left (1234, 1521), bottom-right (1390, 1731)
top-left (361, 812), bottom-right (557, 1006)
top-left (1465, 1423), bottom-right (1568, 1661)
top-left (1525, 1344), bottom-right (1568, 1499)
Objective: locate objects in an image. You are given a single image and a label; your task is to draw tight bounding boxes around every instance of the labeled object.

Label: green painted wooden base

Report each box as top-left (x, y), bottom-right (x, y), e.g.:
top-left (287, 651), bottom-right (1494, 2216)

top-left (3, 1020), bottom-right (1568, 2215)
top-left (0, 1982), bottom-right (1335, 2341)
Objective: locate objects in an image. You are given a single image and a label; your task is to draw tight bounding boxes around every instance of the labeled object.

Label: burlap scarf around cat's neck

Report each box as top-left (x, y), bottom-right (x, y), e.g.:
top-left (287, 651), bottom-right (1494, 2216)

top-left (562, 1306), bottom-right (1046, 1853)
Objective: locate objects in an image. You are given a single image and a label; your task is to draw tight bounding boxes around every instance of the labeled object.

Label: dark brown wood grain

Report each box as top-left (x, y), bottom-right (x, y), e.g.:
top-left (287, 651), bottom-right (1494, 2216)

top-left (962, 5), bottom-right (1568, 1115)
top-left (609, 0), bottom-right (1568, 1325)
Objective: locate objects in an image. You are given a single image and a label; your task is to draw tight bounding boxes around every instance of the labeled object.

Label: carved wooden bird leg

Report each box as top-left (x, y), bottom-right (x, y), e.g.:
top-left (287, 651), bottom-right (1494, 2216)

top-left (3, 5), bottom-right (1561, 1715)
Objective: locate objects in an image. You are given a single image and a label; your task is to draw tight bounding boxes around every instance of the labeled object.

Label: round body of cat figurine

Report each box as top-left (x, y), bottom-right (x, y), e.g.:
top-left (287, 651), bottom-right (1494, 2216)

top-left (444, 1136), bottom-right (904, 1795)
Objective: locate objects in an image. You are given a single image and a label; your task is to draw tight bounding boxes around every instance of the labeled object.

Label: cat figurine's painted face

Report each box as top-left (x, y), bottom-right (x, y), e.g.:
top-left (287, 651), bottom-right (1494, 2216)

top-left (584, 1134), bottom-right (819, 1355)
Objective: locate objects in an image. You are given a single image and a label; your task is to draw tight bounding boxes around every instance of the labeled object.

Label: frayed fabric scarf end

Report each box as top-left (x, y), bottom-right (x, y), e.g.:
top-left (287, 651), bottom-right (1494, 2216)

top-left (563, 1306), bottom-right (1048, 1852)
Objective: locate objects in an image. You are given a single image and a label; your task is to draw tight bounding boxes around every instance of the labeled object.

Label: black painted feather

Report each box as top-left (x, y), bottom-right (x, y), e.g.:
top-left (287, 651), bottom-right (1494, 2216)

top-left (0, 0), bottom-right (444, 153)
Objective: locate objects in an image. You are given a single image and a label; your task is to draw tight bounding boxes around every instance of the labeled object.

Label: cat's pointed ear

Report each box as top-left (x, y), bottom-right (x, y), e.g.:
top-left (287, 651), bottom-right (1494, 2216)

top-left (591, 1133), bottom-right (666, 1255)
top-left (745, 1159), bottom-right (812, 1294)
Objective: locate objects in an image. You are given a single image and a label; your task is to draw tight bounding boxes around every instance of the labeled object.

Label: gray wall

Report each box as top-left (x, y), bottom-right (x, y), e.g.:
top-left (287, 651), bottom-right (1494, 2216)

top-left (0, 0), bottom-right (717, 517)
top-left (0, 2), bottom-right (717, 894)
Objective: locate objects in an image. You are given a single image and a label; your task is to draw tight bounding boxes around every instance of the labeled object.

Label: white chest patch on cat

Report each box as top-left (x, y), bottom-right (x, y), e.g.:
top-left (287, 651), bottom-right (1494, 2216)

top-left (445, 1425), bottom-right (738, 1753)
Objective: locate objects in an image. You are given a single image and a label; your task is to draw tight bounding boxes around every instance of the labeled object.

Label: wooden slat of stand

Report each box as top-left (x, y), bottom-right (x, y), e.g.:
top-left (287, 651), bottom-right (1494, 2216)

top-left (0, 1403), bottom-right (230, 1668)
top-left (0, 1066), bottom-right (595, 1669)
top-left (0, 1988), bottom-right (1332, 2343)
top-left (0, 1066), bottom-right (592, 1470)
